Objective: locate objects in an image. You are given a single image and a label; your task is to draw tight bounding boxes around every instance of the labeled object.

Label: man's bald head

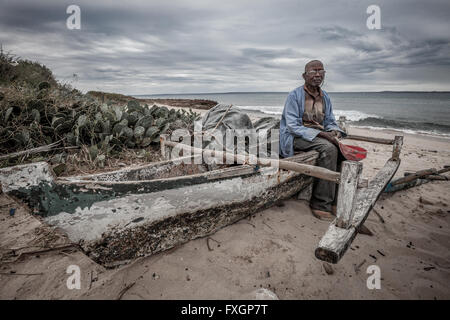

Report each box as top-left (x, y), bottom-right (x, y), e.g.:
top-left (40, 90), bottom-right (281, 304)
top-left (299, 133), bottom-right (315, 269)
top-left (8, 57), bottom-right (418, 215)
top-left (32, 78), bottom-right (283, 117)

top-left (304, 60), bottom-right (324, 72)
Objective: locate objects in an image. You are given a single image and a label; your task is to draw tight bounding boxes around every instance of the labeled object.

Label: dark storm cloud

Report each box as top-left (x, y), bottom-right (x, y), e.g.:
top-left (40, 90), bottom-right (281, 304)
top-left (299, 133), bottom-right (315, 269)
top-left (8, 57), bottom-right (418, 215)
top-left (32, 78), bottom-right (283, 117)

top-left (1, 0), bottom-right (449, 93)
top-left (0, 1), bottom-right (65, 31)
top-left (318, 27), bottom-right (384, 53)
top-left (318, 25), bottom-right (450, 66)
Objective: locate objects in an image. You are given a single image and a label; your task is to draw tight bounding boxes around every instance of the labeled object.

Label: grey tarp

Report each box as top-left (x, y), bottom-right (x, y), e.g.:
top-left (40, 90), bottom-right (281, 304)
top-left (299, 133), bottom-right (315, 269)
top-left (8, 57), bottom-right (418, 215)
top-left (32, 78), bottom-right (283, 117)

top-left (201, 104), bottom-right (280, 163)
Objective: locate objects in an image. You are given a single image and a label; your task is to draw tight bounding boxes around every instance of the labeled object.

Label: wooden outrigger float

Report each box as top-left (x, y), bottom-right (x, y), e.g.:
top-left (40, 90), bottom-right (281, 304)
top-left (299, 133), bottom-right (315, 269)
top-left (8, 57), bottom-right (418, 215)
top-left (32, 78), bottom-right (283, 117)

top-left (162, 134), bottom-right (404, 264)
top-left (315, 135), bottom-right (403, 263)
top-left (0, 131), bottom-right (403, 266)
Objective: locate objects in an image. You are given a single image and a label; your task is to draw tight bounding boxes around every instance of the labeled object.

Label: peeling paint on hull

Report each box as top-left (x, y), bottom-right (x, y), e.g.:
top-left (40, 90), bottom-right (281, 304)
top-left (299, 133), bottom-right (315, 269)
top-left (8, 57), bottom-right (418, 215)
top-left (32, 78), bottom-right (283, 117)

top-left (0, 152), bottom-right (318, 266)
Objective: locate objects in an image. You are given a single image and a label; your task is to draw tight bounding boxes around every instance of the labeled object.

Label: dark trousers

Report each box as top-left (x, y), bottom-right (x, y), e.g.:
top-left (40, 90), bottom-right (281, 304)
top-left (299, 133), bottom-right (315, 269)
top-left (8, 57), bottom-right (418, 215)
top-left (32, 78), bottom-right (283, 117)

top-left (293, 136), bottom-right (340, 212)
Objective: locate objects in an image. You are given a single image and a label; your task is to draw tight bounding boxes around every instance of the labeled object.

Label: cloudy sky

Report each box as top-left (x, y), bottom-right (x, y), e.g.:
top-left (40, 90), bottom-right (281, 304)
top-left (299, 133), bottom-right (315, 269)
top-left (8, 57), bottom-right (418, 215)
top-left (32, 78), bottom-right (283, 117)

top-left (1, 0), bottom-right (450, 94)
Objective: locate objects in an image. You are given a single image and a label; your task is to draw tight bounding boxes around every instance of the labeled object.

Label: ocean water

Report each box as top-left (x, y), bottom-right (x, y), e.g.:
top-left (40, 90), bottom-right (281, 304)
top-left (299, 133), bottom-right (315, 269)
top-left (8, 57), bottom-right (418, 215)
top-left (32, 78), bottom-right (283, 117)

top-left (136, 92), bottom-right (450, 137)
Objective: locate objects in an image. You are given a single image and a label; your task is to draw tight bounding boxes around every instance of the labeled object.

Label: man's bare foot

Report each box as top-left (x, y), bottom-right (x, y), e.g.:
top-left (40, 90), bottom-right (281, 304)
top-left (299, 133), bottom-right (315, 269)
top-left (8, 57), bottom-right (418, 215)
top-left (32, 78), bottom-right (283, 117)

top-left (311, 209), bottom-right (335, 221)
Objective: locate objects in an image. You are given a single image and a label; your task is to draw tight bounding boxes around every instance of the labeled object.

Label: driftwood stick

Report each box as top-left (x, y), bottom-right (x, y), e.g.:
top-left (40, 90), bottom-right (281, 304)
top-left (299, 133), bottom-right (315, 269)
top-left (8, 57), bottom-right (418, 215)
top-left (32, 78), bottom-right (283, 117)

top-left (0, 141), bottom-right (61, 161)
top-left (392, 168), bottom-right (437, 186)
top-left (89, 271), bottom-right (93, 290)
top-left (345, 135), bottom-right (394, 145)
top-left (354, 259), bottom-right (367, 273)
top-left (404, 166), bottom-right (450, 177)
top-left (391, 165), bottom-right (450, 191)
top-left (426, 175), bottom-right (448, 181)
top-left (116, 282), bottom-right (136, 300)
top-left (437, 166), bottom-right (450, 174)
top-left (3, 244), bottom-right (81, 263)
top-left (0, 272), bottom-right (44, 276)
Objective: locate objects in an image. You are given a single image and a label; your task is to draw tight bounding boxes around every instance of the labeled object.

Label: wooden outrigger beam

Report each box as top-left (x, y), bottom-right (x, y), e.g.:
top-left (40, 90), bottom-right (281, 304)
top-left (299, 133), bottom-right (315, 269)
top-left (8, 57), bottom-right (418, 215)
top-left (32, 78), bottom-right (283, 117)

top-left (345, 134), bottom-right (395, 145)
top-left (162, 136), bottom-right (368, 188)
top-left (161, 137), bottom-right (341, 183)
top-left (315, 136), bottom-right (403, 264)
top-left (161, 135), bottom-right (404, 264)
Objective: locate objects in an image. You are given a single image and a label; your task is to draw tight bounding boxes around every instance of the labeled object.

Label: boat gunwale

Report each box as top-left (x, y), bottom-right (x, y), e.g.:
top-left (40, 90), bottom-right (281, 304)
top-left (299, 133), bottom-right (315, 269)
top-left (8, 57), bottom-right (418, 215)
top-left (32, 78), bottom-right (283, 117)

top-left (58, 154), bottom-right (200, 181)
top-left (56, 151), bottom-right (319, 187)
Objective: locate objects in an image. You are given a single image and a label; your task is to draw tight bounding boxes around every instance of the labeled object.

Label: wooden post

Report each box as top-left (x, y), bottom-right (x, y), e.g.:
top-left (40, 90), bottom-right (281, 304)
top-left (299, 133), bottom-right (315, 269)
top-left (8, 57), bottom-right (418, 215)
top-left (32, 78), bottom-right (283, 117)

top-left (335, 161), bottom-right (363, 229)
top-left (391, 136), bottom-right (403, 161)
top-left (338, 116), bottom-right (348, 134)
top-left (160, 134), bottom-right (168, 160)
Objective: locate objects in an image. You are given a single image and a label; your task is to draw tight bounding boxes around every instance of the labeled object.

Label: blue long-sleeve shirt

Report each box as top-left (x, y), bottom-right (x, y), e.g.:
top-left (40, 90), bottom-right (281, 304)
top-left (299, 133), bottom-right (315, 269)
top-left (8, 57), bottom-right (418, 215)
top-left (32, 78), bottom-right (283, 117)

top-left (279, 85), bottom-right (346, 158)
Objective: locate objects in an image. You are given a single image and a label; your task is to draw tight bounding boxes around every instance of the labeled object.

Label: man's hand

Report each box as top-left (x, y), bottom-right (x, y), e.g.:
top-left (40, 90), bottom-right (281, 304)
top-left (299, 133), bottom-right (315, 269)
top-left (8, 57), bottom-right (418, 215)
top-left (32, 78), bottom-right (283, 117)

top-left (331, 130), bottom-right (342, 139)
top-left (318, 131), bottom-right (339, 146)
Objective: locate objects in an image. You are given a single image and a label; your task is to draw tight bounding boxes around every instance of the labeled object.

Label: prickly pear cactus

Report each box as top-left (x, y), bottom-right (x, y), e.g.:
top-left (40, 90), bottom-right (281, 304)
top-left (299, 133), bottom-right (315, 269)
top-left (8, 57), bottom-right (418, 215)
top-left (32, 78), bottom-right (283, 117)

top-left (1, 90), bottom-right (201, 161)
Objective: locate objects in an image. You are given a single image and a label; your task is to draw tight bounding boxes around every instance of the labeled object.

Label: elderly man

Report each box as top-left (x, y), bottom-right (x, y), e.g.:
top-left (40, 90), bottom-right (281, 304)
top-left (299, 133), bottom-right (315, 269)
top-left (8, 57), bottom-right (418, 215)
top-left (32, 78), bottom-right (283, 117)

top-left (279, 60), bottom-right (346, 221)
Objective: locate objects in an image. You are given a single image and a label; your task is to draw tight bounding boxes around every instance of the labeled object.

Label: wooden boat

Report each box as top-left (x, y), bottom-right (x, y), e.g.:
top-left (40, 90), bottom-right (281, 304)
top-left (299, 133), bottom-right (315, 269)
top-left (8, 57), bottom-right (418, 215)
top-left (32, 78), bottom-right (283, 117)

top-left (0, 148), bottom-right (318, 266)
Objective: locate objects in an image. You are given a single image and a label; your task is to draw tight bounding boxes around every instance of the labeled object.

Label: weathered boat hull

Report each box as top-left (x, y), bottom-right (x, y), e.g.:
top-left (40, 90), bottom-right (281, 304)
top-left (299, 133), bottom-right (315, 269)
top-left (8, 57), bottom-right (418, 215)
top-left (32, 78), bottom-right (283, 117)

top-left (0, 151), bottom-right (318, 266)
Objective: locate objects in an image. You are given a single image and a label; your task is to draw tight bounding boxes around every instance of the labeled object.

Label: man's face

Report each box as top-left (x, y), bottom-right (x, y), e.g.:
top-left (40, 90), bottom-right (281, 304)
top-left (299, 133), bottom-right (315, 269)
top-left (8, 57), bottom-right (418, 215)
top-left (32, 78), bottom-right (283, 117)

top-left (303, 62), bottom-right (325, 87)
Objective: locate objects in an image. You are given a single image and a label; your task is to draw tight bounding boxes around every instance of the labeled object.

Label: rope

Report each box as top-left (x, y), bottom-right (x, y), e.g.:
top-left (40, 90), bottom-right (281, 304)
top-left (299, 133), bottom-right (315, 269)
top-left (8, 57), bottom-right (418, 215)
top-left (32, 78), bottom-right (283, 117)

top-left (193, 104), bottom-right (236, 155)
top-left (193, 104), bottom-right (234, 138)
top-left (212, 104), bottom-right (233, 132)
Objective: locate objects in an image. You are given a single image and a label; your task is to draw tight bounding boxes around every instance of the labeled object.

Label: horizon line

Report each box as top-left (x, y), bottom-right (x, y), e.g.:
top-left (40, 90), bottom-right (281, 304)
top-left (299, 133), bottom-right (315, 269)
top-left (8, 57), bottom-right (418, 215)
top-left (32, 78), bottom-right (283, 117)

top-left (132, 90), bottom-right (450, 96)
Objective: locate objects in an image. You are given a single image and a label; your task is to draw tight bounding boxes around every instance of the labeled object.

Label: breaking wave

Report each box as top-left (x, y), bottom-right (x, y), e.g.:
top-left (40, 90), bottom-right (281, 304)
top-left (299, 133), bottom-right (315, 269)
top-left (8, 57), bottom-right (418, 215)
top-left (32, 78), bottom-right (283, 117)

top-left (350, 117), bottom-right (450, 137)
top-left (235, 106), bottom-right (450, 138)
top-left (236, 106), bottom-right (380, 122)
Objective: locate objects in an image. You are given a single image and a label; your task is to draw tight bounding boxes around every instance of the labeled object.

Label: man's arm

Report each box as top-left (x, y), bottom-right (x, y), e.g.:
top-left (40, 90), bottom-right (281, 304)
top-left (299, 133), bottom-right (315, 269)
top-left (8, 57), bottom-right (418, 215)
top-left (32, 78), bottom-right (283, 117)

top-left (284, 93), bottom-right (321, 142)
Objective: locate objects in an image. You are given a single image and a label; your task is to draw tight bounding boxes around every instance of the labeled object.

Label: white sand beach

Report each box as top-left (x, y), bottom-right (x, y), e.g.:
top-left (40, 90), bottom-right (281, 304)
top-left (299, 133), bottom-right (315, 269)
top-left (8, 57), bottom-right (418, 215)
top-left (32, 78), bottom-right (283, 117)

top-left (1, 125), bottom-right (449, 300)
